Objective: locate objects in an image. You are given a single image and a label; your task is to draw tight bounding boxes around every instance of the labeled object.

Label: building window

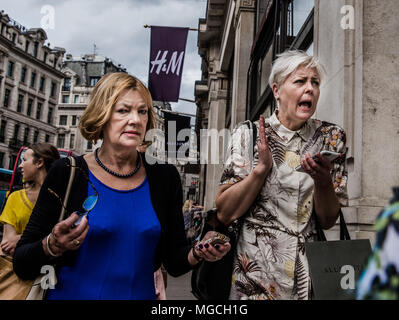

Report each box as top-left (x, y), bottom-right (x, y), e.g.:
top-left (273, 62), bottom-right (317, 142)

top-left (290, 0), bottom-right (314, 38)
top-left (90, 77), bottom-right (100, 87)
top-left (47, 106), bottom-right (54, 124)
top-left (33, 42), bottom-right (39, 58)
top-left (33, 130), bottom-right (39, 143)
top-left (13, 124), bottom-right (20, 141)
top-left (69, 134), bottom-right (75, 149)
top-left (57, 134), bottom-right (65, 148)
top-left (0, 152), bottom-right (4, 167)
top-left (9, 155), bottom-right (17, 170)
top-left (225, 57), bottom-right (234, 129)
top-left (74, 95), bottom-right (79, 104)
top-left (59, 115), bottom-right (67, 125)
top-left (43, 52), bottom-right (48, 63)
top-left (50, 82), bottom-right (56, 97)
top-left (7, 61), bottom-right (14, 77)
top-left (27, 98), bottom-right (33, 116)
top-left (21, 67), bottom-right (27, 83)
top-left (87, 141), bottom-right (93, 150)
top-left (0, 120), bottom-right (7, 143)
top-left (25, 40), bottom-right (30, 52)
top-left (256, 0), bottom-right (272, 33)
top-left (45, 134), bottom-right (50, 143)
top-left (39, 76), bottom-right (45, 92)
top-left (36, 102), bottom-right (42, 120)
top-left (23, 127), bottom-right (30, 145)
top-left (63, 78), bottom-right (71, 91)
top-left (71, 115), bottom-right (77, 126)
top-left (4, 89), bottom-right (11, 108)
top-left (306, 42), bottom-right (314, 55)
top-left (62, 95), bottom-right (69, 104)
top-left (17, 94), bottom-right (24, 113)
top-left (30, 72), bottom-right (36, 88)
top-left (12, 33), bottom-right (16, 43)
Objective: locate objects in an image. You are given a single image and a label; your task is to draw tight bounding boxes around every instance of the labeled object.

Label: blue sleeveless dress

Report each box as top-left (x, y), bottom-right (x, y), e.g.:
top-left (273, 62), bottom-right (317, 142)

top-left (47, 171), bottom-right (161, 300)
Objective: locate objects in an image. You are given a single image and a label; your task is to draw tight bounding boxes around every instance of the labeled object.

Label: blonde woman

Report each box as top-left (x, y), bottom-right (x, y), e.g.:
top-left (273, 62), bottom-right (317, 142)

top-left (14, 72), bottom-right (230, 300)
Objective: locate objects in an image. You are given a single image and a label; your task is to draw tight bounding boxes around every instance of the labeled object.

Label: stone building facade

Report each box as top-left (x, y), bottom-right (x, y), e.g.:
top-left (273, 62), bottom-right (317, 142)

top-left (56, 54), bottom-right (126, 155)
top-left (0, 11), bottom-right (65, 170)
top-left (195, 0), bottom-right (399, 241)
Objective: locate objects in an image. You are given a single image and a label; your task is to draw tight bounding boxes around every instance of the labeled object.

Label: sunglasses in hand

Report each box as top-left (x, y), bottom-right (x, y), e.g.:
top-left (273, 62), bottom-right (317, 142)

top-left (48, 164), bottom-right (99, 227)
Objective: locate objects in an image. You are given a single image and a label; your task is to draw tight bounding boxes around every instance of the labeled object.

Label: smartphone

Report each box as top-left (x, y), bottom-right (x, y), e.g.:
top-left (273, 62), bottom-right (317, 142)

top-left (201, 231), bottom-right (230, 246)
top-left (295, 150), bottom-right (341, 172)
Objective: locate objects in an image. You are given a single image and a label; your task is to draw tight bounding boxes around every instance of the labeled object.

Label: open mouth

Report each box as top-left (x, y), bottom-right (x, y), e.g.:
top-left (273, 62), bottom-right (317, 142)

top-left (298, 101), bottom-right (312, 109)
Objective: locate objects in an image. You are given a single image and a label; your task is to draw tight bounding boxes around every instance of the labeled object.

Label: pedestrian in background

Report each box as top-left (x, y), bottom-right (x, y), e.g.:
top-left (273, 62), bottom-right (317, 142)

top-left (183, 200), bottom-right (204, 244)
top-left (13, 72), bottom-right (230, 300)
top-left (0, 143), bottom-right (60, 256)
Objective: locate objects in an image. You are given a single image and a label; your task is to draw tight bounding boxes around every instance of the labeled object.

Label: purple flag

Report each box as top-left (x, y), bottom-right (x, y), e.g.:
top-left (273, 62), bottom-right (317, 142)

top-left (148, 26), bottom-right (189, 102)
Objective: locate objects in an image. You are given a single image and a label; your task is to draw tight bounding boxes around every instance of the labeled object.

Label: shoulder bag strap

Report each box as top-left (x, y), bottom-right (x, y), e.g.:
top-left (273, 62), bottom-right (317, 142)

top-left (244, 120), bottom-right (258, 168)
top-left (315, 209), bottom-right (351, 241)
top-left (339, 210), bottom-right (351, 240)
top-left (58, 156), bottom-right (76, 222)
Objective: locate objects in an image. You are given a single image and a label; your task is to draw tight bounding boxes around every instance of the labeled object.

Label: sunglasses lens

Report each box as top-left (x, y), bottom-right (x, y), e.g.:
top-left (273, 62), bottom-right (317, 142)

top-left (83, 195), bottom-right (98, 211)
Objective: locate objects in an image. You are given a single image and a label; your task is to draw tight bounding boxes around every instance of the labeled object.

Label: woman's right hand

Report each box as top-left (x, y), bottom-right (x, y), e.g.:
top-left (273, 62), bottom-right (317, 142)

top-left (43, 212), bottom-right (89, 256)
top-left (254, 115), bottom-right (273, 176)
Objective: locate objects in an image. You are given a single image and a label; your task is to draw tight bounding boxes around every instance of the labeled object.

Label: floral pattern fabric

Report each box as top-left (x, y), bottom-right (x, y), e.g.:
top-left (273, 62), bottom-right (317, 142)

top-left (357, 187), bottom-right (399, 300)
top-left (220, 111), bottom-right (348, 300)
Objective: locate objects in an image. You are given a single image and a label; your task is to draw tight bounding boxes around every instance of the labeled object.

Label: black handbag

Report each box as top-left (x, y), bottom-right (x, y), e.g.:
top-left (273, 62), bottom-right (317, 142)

top-left (191, 120), bottom-right (257, 300)
top-left (191, 208), bottom-right (242, 300)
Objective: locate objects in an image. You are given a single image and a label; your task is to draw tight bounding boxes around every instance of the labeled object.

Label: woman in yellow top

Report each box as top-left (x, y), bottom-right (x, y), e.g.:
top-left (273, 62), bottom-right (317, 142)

top-left (0, 143), bottom-right (60, 256)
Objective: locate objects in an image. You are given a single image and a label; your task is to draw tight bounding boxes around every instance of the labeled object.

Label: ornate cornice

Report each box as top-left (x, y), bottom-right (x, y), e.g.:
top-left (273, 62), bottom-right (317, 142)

top-left (239, 0), bottom-right (256, 10)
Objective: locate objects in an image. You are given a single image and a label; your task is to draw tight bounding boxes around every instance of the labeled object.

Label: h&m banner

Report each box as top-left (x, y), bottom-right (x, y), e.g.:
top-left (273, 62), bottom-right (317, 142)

top-left (148, 26), bottom-right (189, 102)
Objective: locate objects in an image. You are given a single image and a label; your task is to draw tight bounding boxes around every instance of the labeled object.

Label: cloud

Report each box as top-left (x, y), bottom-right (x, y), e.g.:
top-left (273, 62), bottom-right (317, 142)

top-left (2, 0), bottom-right (207, 116)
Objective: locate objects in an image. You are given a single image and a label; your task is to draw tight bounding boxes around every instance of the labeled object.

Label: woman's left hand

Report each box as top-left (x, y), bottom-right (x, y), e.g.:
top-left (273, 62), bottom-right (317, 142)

top-left (301, 153), bottom-right (333, 187)
top-left (193, 231), bottom-right (231, 262)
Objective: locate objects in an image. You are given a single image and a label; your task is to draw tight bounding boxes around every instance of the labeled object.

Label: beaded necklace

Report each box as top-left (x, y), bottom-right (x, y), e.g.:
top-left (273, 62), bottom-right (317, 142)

top-left (94, 148), bottom-right (141, 178)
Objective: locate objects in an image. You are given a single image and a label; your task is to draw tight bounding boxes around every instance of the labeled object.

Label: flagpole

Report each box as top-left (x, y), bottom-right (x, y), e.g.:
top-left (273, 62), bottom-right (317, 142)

top-left (144, 24), bottom-right (198, 31)
top-left (178, 98), bottom-right (196, 103)
top-left (162, 109), bottom-right (196, 118)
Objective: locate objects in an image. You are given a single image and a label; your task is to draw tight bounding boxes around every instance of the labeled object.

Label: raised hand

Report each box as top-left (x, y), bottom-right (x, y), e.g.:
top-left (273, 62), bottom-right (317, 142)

top-left (254, 115), bottom-right (273, 176)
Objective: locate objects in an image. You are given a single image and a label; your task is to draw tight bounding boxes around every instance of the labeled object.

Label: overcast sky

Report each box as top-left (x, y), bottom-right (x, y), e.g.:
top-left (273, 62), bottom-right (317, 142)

top-left (1, 0), bottom-right (207, 117)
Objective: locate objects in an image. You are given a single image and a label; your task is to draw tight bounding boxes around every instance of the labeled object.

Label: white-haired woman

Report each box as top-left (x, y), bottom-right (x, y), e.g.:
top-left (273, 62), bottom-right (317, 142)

top-left (215, 50), bottom-right (348, 300)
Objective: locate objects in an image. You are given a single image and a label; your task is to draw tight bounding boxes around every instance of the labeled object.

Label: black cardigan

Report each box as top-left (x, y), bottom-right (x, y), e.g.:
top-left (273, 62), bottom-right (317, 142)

top-left (13, 154), bottom-right (192, 280)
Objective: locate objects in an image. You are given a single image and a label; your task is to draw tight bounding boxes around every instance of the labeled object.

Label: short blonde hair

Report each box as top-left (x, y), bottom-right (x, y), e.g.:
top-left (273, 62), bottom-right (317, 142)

top-left (79, 72), bottom-right (155, 144)
top-left (268, 50), bottom-right (325, 88)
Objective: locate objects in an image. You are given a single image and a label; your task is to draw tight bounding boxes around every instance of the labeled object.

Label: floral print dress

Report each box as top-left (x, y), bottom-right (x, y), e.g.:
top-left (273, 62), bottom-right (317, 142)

top-left (220, 111), bottom-right (348, 300)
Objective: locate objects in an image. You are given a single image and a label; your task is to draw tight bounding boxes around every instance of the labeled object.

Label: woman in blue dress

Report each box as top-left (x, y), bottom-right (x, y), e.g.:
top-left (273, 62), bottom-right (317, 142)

top-left (13, 72), bottom-right (230, 300)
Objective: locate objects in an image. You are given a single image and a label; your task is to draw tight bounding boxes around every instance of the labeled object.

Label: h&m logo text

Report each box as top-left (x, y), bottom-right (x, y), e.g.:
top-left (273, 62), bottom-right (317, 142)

top-left (150, 50), bottom-right (185, 76)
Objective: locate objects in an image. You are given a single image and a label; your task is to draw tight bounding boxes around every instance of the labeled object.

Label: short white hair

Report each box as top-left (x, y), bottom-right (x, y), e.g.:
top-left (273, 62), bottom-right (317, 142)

top-left (268, 50), bottom-right (325, 88)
